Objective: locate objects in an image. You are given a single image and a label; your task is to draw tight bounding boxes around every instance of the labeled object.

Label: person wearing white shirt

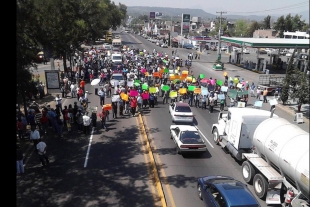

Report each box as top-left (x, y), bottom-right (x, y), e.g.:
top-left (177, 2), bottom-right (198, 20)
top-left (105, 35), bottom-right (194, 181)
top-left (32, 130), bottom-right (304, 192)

top-left (55, 94), bottom-right (62, 110)
top-left (30, 126), bottom-right (40, 150)
top-left (137, 95), bottom-right (142, 112)
top-left (36, 140), bottom-right (49, 166)
top-left (82, 113), bottom-right (91, 135)
top-left (70, 83), bottom-right (76, 98)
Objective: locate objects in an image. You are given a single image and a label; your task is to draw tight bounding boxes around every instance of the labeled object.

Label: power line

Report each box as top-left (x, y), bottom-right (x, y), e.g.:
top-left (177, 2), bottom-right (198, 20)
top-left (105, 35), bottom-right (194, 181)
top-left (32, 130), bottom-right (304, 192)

top-left (227, 1), bottom-right (309, 14)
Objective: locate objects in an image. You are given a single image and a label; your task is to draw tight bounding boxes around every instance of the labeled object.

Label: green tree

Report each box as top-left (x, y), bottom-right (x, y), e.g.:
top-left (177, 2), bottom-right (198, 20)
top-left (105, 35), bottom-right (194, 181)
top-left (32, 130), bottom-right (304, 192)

top-left (281, 49), bottom-right (296, 104)
top-left (273, 15), bottom-right (286, 37)
top-left (234, 19), bottom-right (248, 37)
top-left (284, 14), bottom-right (293, 33)
top-left (17, 0), bottom-right (42, 114)
top-left (262, 15), bottom-right (271, 29)
top-left (246, 21), bottom-right (260, 37)
top-left (289, 70), bottom-right (310, 112)
top-left (292, 14), bottom-right (307, 32)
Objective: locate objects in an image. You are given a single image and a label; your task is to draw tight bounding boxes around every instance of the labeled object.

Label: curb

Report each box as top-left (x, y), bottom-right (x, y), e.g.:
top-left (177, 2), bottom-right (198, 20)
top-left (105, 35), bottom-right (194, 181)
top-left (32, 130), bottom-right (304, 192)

top-left (276, 103), bottom-right (309, 124)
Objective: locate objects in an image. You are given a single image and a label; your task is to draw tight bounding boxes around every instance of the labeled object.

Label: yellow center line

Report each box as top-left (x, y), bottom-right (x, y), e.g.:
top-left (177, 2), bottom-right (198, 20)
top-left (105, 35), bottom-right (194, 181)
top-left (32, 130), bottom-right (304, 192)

top-left (139, 114), bottom-right (176, 207)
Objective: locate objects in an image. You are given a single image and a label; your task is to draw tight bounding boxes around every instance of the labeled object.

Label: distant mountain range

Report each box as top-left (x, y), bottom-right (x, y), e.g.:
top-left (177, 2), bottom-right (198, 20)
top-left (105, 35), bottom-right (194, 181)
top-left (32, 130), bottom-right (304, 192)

top-left (127, 6), bottom-right (309, 23)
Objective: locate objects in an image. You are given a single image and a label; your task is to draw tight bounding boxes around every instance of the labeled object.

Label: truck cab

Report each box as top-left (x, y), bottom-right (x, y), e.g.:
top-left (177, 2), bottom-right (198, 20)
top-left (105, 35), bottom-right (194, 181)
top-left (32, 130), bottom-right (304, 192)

top-left (211, 108), bottom-right (277, 161)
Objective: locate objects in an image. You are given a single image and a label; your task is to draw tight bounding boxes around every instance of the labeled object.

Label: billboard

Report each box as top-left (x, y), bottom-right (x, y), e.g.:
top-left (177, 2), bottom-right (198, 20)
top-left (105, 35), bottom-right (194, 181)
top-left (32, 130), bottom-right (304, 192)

top-left (182, 14), bottom-right (191, 34)
top-left (155, 12), bottom-right (163, 19)
top-left (150, 12), bottom-right (155, 19)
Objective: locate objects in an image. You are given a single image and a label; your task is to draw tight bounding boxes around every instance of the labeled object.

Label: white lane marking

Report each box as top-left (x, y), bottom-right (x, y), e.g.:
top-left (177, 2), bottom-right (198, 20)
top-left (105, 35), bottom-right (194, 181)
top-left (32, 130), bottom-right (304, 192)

top-left (194, 125), bottom-right (214, 148)
top-left (84, 127), bottom-right (94, 168)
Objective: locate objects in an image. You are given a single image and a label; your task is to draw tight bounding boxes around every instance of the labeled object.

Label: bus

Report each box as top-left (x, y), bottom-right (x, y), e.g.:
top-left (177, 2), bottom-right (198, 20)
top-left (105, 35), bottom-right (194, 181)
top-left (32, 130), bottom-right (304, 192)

top-left (105, 31), bottom-right (112, 44)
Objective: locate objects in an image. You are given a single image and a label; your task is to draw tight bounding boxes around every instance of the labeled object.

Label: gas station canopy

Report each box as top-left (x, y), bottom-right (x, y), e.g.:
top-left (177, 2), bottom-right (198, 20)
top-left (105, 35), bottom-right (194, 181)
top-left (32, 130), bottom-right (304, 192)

top-left (220, 36), bottom-right (310, 49)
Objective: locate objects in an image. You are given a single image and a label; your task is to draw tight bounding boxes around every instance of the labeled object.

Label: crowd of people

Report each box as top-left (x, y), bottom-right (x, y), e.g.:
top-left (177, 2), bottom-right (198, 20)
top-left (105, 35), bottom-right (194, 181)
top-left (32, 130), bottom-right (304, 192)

top-left (17, 45), bottom-right (273, 175)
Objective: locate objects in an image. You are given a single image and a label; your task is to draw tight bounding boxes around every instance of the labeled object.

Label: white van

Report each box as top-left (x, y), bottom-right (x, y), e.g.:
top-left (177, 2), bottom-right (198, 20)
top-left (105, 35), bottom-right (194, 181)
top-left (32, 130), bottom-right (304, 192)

top-left (111, 53), bottom-right (123, 65)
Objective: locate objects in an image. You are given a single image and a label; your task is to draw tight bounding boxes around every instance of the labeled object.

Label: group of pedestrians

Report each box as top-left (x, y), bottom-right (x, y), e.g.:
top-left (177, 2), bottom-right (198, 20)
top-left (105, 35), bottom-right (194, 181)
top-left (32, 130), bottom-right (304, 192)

top-left (17, 44), bottom-right (276, 175)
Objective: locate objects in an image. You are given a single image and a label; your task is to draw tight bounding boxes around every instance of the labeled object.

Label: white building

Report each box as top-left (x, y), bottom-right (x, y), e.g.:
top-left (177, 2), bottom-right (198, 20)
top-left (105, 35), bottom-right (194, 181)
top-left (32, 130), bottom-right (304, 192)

top-left (284, 31), bottom-right (309, 39)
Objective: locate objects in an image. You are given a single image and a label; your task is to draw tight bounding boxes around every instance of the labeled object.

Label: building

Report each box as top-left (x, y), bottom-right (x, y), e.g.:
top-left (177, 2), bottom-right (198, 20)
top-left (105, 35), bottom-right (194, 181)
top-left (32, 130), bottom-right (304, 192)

top-left (284, 31), bottom-right (309, 39)
top-left (253, 29), bottom-right (277, 38)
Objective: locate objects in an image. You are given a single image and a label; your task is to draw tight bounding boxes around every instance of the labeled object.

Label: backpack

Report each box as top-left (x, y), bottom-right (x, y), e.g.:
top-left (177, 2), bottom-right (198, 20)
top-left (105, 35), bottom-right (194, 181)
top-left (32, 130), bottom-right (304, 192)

top-left (220, 99), bottom-right (225, 104)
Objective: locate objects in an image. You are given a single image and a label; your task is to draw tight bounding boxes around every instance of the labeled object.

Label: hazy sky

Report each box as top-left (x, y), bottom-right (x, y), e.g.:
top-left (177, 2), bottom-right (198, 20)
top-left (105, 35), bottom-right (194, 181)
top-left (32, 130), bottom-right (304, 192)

top-left (112, 0), bottom-right (309, 16)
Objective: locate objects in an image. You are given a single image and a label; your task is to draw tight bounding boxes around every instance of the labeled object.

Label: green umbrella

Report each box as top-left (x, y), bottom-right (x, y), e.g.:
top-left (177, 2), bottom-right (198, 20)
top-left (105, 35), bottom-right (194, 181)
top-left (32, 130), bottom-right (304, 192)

top-left (134, 80), bottom-right (140, 84)
top-left (173, 79), bottom-right (180, 84)
top-left (164, 68), bottom-right (169, 73)
top-left (216, 80), bottom-right (223, 86)
top-left (142, 84), bottom-right (148, 90)
top-left (162, 85), bottom-right (170, 91)
top-left (199, 74), bottom-right (205, 79)
top-left (162, 59), bottom-right (168, 63)
top-left (134, 82), bottom-right (140, 86)
top-left (188, 85), bottom-right (196, 91)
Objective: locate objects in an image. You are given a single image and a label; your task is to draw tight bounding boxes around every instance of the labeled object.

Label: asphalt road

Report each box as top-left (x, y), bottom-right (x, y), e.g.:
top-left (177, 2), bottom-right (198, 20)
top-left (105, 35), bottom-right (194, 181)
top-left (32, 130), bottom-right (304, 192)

top-left (121, 32), bottom-right (309, 207)
top-left (17, 33), bottom-right (308, 207)
top-left (16, 85), bottom-right (161, 207)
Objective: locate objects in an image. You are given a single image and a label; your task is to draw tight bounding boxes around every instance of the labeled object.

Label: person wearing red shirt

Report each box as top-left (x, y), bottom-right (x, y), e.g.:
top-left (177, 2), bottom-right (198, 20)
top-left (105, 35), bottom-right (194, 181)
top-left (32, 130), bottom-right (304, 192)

top-left (40, 114), bottom-right (49, 134)
top-left (16, 118), bottom-right (25, 140)
top-left (77, 88), bottom-right (83, 101)
top-left (130, 97), bottom-right (137, 117)
top-left (80, 79), bottom-right (85, 92)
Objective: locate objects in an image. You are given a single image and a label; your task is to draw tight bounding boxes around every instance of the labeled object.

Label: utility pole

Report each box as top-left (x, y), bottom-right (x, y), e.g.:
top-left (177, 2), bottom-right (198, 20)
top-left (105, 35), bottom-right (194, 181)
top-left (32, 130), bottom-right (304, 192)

top-left (216, 11), bottom-right (227, 62)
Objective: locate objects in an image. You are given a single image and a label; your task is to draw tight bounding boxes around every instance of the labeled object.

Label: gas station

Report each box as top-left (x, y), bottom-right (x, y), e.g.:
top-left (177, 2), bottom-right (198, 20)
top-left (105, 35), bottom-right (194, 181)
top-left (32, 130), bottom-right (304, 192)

top-left (220, 37), bottom-right (309, 73)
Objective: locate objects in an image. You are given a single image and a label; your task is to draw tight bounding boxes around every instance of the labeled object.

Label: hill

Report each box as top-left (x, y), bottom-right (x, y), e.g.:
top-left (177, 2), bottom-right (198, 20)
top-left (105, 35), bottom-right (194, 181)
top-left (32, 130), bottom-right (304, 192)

top-left (127, 6), bottom-right (309, 23)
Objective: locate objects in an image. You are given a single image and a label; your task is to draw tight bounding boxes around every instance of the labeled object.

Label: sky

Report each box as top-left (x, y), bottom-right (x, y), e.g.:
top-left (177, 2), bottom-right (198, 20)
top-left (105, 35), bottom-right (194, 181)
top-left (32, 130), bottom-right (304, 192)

top-left (112, 0), bottom-right (309, 16)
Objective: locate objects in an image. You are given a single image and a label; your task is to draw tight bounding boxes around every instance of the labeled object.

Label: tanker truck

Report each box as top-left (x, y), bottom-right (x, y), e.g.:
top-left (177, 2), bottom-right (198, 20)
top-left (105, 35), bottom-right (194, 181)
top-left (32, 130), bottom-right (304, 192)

top-left (211, 108), bottom-right (309, 206)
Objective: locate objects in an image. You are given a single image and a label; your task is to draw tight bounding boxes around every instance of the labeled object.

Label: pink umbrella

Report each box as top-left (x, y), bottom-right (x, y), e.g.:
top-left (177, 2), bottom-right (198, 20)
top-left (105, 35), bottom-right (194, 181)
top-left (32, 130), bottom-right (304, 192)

top-left (200, 78), bottom-right (209, 84)
top-left (141, 68), bottom-right (146, 73)
top-left (210, 79), bottom-right (216, 85)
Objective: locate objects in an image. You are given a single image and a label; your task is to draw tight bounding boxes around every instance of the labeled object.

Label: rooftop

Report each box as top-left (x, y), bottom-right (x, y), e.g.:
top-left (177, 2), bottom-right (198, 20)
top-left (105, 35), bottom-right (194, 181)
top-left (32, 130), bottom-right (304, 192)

top-left (221, 36), bottom-right (310, 48)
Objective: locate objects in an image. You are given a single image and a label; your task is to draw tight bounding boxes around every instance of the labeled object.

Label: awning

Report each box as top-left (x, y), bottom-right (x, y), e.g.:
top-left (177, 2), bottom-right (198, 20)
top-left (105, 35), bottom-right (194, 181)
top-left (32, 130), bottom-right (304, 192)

top-left (220, 36), bottom-right (310, 48)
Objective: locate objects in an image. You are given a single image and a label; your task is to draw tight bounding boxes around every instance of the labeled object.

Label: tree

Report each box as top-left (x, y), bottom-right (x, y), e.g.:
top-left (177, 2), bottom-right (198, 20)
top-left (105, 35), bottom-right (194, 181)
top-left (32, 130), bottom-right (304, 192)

top-left (289, 70), bottom-right (310, 112)
top-left (262, 15), bottom-right (271, 29)
top-left (281, 49), bottom-right (296, 104)
top-left (273, 15), bottom-right (286, 37)
top-left (234, 19), bottom-right (248, 37)
top-left (284, 14), bottom-right (293, 33)
top-left (246, 21), bottom-right (260, 37)
top-left (292, 14), bottom-right (307, 32)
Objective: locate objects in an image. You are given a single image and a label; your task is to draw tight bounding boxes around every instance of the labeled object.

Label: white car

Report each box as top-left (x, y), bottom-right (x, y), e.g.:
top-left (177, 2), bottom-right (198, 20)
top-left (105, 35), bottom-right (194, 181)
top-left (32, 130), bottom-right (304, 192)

top-left (243, 48), bottom-right (250, 54)
top-left (220, 46), bottom-right (227, 51)
top-left (170, 125), bottom-right (207, 155)
top-left (110, 73), bottom-right (125, 88)
top-left (169, 102), bottom-right (194, 123)
top-left (161, 43), bottom-right (168, 48)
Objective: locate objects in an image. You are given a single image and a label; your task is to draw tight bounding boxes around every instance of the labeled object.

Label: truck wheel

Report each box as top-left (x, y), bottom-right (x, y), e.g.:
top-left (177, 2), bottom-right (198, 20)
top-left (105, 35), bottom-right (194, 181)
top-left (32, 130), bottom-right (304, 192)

top-left (212, 128), bottom-right (220, 145)
top-left (253, 174), bottom-right (268, 199)
top-left (242, 161), bottom-right (255, 184)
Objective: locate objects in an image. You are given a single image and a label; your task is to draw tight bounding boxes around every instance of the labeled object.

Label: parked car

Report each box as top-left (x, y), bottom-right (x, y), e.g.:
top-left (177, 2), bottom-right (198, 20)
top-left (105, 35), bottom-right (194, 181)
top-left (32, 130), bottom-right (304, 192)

top-left (220, 46), bottom-right (227, 51)
top-left (257, 49), bottom-right (267, 54)
top-left (280, 49), bottom-right (289, 56)
top-left (182, 44), bottom-right (195, 49)
top-left (170, 125), bottom-right (207, 155)
top-left (243, 48), bottom-right (250, 54)
top-left (169, 102), bottom-right (193, 123)
top-left (197, 175), bottom-right (261, 207)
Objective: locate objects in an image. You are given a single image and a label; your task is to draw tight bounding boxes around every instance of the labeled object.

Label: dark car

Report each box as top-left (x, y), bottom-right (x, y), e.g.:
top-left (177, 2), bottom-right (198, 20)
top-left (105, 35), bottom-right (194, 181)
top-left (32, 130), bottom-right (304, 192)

top-left (182, 44), bottom-right (195, 49)
top-left (197, 175), bottom-right (260, 207)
